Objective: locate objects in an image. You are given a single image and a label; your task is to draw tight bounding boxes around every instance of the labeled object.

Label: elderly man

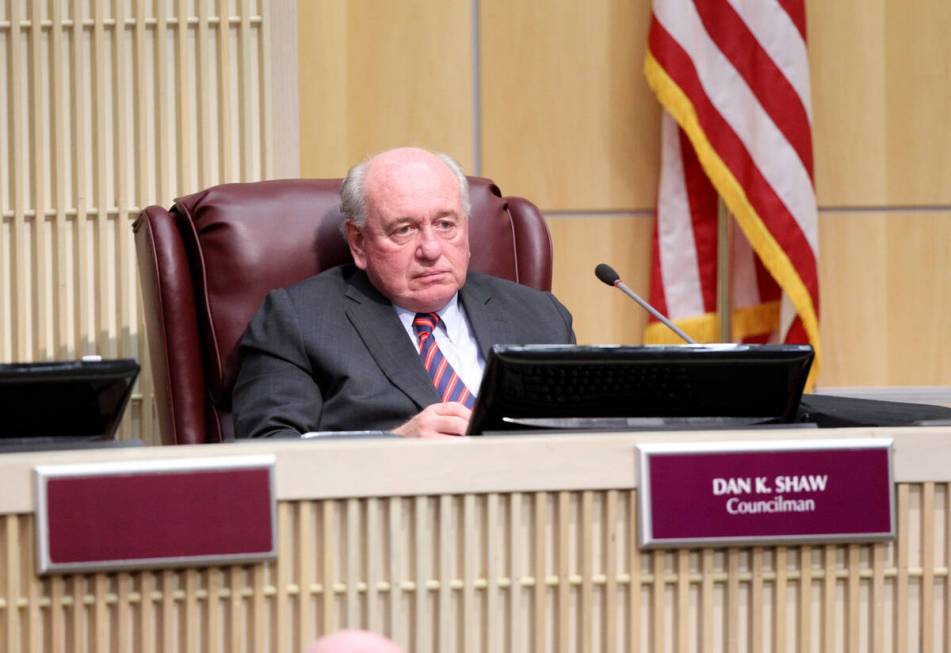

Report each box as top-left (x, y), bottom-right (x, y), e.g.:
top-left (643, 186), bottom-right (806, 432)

top-left (233, 147), bottom-right (575, 438)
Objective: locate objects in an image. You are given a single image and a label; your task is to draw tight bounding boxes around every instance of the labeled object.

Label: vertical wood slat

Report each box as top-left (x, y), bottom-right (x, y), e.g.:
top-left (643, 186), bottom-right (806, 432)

top-left (10, 0), bottom-right (29, 361)
top-left (726, 549), bottom-right (739, 653)
top-left (750, 548), bottom-right (764, 653)
top-left (367, 497), bottom-right (382, 634)
top-left (700, 549), bottom-right (714, 653)
top-left (274, 505), bottom-right (289, 653)
top-left (773, 547), bottom-right (787, 653)
top-left (945, 482), bottom-right (951, 653)
top-left (298, 501), bottom-right (314, 646)
top-left (461, 494), bottom-right (475, 653)
top-left (533, 492), bottom-right (547, 652)
top-left (652, 549), bottom-right (665, 653)
top-left (239, 0), bottom-right (255, 181)
top-left (921, 482), bottom-right (935, 653)
top-left (322, 500), bottom-right (336, 636)
top-left (508, 492), bottom-right (523, 653)
top-left (258, 0), bottom-right (273, 179)
top-left (345, 499), bottom-right (360, 628)
top-left (387, 497), bottom-right (403, 642)
top-left (675, 550), bottom-right (689, 653)
top-left (871, 542), bottom-right (885, 653)
top-left (799, 546), bottom-right (813, 653)
top-left (114, 0), bottom-right (133, 440)
top-left (51, 0), bottom-right (71, 360)
top-left (196, 0), bottom-right (213, 188)
top-left (603, 490), bottom-right (617, 653)
top-left (72, 0), bottom-right (91, 362)
top-left (580, 491), bottom-right (593, 653)
top-left (629, 491), bottom-right (641, 653)
top-left (557, 491), bottom-right (570, 653)
top-left (414, 496), bottom-right (430, 653)
top-left (437, 494), bottom-right (451, 653)
top-left (846, 545), bottom-right (861, 653)
top-left (216, 0), bottom-right (233, 183)
top-left (896, 484), bottom-right (910, 653)
top-left (175, 0), bottom-right (192, 194)
top-left (92, 0), bottom-right (113, 359)
top-left (206, 568), bottom-right (222, 653)
top-left (822, 545), bottom-right (836, 653)
top-left (485, 493), bottom-right (499, 653)
top-left (30, 0), bottom-right (50, 362)
top-left (252, 564), bottom-right (266, 653)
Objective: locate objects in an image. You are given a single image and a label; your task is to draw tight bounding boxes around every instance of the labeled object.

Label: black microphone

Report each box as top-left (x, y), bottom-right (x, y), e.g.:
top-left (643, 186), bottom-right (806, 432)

top-left (594, 263), bottom-right (697, 344)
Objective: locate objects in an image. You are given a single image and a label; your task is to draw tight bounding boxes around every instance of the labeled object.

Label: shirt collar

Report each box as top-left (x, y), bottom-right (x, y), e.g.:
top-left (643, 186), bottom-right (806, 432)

top-left (394, 294), bottom-right (464, 342)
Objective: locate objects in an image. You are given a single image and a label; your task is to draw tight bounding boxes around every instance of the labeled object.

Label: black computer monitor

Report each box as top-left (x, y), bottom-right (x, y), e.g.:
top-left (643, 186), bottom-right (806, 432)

top-left (0, 359), bottom-right (140, 440)
top-left (467, 344), bottom-right (814, 435)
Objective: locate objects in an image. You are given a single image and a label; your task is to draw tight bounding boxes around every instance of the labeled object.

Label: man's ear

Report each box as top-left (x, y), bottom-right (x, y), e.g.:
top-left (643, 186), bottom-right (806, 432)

top-left (345, 221), bottom-right (368, 270)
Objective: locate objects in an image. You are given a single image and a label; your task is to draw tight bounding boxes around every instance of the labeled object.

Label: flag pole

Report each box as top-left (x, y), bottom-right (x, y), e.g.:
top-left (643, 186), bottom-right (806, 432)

top-left (717, 196), bottom-right (732, 342)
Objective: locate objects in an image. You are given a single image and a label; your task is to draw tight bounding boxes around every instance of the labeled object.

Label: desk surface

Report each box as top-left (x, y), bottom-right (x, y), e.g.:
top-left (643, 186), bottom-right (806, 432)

top-left (2, 426), bottom-right (949, 515)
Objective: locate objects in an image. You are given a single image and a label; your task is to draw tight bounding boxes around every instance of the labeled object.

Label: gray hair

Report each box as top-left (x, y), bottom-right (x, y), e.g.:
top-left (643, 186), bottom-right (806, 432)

top-left (340, 150), bottom-right (471, 230)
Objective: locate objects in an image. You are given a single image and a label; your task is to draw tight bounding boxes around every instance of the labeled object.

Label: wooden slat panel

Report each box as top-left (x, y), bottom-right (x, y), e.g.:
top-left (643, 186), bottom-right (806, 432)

top-left (480, 0), bottom-right (656, 211)
top-left (1, 486), bottom-right (950, 651)
top-left (298, 0), bottom-right (474, 178)
top-left (0, 0), bottom-right (276, 445)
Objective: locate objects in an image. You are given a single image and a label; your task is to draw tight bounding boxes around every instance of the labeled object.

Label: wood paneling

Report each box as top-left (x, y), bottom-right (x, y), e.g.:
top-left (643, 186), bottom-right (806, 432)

top-left (298, 0), bottom-right (474, 178)
top-left (549, 215), bottom-right (654, 345)
top-left (807, 0), bottom-right (887, 206)
top-left (816, 212), bottom-right (889, 387)
top-left (884, 0), bottom-right (951, 204)
top-left (480, 0), bottom-right (658, 211)
top-left (809, 0), bottom-right (951, 206)
top-left (886, 212), bottom-right (951, 384)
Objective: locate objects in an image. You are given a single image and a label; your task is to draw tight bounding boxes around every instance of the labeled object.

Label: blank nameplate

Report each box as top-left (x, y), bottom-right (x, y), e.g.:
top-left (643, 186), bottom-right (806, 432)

top-left (34, 456), bottom-right (276, 574)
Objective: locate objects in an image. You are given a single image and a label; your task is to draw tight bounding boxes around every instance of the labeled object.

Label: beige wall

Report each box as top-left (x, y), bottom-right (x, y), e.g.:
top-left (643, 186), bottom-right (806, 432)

top-left (298, 0), bottom-right (951, 388)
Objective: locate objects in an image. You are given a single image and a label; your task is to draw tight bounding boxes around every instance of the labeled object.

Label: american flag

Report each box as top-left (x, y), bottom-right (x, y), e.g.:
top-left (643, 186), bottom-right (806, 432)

top-left (644, 0), bottom-right (821, 382)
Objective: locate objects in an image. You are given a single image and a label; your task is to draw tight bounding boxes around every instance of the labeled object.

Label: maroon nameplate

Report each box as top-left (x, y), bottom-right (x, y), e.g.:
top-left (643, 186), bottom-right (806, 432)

top-left (637, 439), bottom-right (894, 548)
top-left (35, 456), bottom-right (276, 574)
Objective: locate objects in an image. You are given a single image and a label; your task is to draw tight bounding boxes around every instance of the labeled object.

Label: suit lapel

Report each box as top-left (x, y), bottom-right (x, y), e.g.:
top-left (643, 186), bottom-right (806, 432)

top-left (460, 274), bottom-right (515, 358)
top-left (343, 271), bottom-right (440, 408)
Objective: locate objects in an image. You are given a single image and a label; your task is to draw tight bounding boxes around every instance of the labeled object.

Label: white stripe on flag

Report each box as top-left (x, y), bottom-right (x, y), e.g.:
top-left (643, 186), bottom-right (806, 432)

top-left (658, 113), bottom-right (705, 319)
top-left (730, 221), bottom-right (761, 310)
top-left (651, 0), bottom-right (818, 253)
top-left (725, 0), bottom-right (813, 122)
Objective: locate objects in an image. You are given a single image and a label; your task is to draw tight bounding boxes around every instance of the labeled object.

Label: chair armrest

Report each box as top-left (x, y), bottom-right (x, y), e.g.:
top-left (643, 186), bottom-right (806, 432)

top-left (133, 206), bottom-right (210, 444)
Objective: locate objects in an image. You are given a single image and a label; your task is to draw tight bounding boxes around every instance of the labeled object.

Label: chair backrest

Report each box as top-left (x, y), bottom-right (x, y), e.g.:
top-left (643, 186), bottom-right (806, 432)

top-left (133, 177), bottom-right (553, 444)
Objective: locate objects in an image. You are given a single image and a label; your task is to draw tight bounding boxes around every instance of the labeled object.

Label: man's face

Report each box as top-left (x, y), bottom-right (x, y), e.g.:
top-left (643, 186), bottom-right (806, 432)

top-left (346, 152), bottom-right (470, 313)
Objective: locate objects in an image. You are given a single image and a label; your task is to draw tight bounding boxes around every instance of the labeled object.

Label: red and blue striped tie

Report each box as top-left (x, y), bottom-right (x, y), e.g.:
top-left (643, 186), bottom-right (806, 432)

top-left (413, 313), bottom-right (476, 408)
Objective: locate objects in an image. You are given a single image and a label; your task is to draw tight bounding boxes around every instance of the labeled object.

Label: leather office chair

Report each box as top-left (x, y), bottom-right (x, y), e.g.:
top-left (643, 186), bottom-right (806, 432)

top-left (134, 178), bottom-right (554, 444)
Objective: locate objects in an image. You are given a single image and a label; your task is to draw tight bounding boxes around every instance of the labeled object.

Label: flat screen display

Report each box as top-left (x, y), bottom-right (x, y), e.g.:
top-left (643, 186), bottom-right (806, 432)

top-left (467, 344), bottom-right (814, 435)
top-left (0, 359), bottom-right (140, 440)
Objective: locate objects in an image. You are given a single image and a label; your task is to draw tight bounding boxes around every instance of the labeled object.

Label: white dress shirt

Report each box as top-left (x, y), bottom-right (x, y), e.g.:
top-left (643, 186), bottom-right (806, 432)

top-left (394, 295), bottom-right (486, 397)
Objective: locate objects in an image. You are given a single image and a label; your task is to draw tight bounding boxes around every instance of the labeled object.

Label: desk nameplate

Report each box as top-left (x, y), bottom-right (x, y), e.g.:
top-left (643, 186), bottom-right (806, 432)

top-left (637, 439), bottom-right (895, 548)
top-left (34, 455), bottom-right (276, 574)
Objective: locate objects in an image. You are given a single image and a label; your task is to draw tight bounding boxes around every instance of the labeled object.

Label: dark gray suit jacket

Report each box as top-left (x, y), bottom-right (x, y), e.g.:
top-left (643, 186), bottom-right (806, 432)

top-left (233, 264), bottom-right (575, 437)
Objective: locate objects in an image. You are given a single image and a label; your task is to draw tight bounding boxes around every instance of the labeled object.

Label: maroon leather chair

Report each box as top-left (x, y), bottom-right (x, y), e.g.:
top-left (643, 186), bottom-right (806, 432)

top-left (133, 178), bottom-right (553, 444)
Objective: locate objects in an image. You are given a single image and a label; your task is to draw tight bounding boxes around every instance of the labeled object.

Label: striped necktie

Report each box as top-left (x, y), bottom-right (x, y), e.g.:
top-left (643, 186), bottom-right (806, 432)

top-left (412, 312), bottom-right (476, 408)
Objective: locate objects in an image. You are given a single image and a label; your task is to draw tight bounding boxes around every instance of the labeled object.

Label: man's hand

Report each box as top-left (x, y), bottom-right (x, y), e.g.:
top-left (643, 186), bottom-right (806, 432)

top-left (392, 402), bottom-right (471, 438)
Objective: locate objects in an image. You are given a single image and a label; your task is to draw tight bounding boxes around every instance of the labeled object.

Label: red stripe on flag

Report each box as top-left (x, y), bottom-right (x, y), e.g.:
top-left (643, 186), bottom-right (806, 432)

top-left (777, 0), bottom-right (807, 42)
top-left (648, 19), bottom-right (818, 301)
top-left (679, 128), bottom-right (720, 314)
top-left (692, 0), bottom-right (814, 178)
